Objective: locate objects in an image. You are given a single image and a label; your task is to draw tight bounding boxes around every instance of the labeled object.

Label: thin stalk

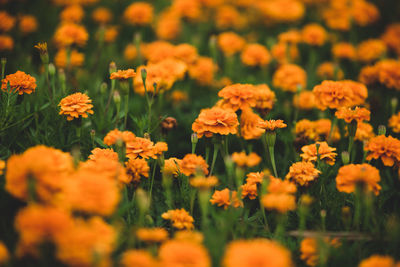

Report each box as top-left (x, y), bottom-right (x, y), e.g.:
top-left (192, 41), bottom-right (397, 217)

top-left (327, 116), bottom-right (337, 144)
top-left (268, 146), bottom-right (278, 178)
top-left (148, 161), bottom-right (157, 201)
top-left (209, 143), bottom-right (220, 176)
top-left (124, 91), bottom-right (129, 129)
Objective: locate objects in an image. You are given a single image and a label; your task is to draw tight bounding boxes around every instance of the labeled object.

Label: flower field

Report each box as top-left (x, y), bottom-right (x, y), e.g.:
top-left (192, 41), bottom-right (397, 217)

top-left (1, 0), bottom-right (400, 266)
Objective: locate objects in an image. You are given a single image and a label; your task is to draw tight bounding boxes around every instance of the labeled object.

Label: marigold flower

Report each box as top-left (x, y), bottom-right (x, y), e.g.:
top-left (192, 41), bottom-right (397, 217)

top-left (125, 158), bottom-right (150, 183)
top-left (103, 129), bottom-right (135, 146)
top-left (174, 230), bottom-right (204, 243)
top-left (246, 171), bottom-right (267, 185)
top-left (239, 108), bottom-right (265, 140)
top-left (278, 29), bottom-right (302, 44)
top-left (364, 135), bottom-right (400, 167)
top-left (295, 119), bottom-right (340, 143)
top-left (0, 159), bottom-right (5, 175)
top-left (389, 111), bottom-right (400, 133)
top-left (273, 64), bottom-right (307, 92)
top-left (124, 43), bottom-right (137, 62)
top-left (1, 71), bottom-right (36, 95)
top-left (192, 107), bottom-right (239, 138)
top-left (136, 227), bottom-right (168, 243)
top-left (257, 0), bottom-right (305, 23)
top-left (59, 92), bottom-right (94, 121)
top-left (359, 60), bottom-right (400, 90)
top-left (332, 42), bottom-right (357, 60)
top-left (159, 240), bottom-right (211, 267)
top-left (92, 7), bottom-right (112, 25)
top-left (217, 32), bottom-right (246, 57)
top-left (336, 164), bottom-right (381, 195)
top-left (357, 39), bottom-right (387, 63)
top-left (125, 137), bottom-right (165, 159)
top-left (300, 238), bottom-right (340, 267)
top-left (301, 23), bottom-right (327, 46)
top-left (216, 5), bottom-right (246, 30)
top-left (354, 122), bottom-right (375, 141)
top-left (173, 43), bottom-right (198, 65)
top-left (286, 161), bottom-right (321, 186)
top-left (241, 183), bottom-right (258, 200)
top-left (190, 176), bottom-right (219, 190)
top-left (162, 208), bottom-right (194, 230)
top-left (0, 242), bottom-right (9, 265)
top-left (223, 238), bottom-right (293, 267)
top-left (232, 151), bottom-right (261, 168)
top-left (382, 23), bottom-right (400, 56)
top-left (179, 154), bottom-right (209, 176)
top-left (5, 145), bottom-right (74, 202)
top-left (60, 4), bottom-right (84, 23)
top-left (253, 84), bottom-right (276, 111)
top-left (53, 23), bottom-right (88, 48)
top-left (210, 188), bottom-right (242, 209)
top-left (335, 107), bottom-right (370, 123)
top-left (262, 193), bottom-right (296, 213)
top-left (0, 35), bottom-right (13, 51)
top-left (188, 56), bottom-right (217, 86)
top-left (156, 10), bottom-right (181, 40)
top-left (55, 49), bottom-right (84, 68)
top-left (268, 176), bottom-right (297, 194)
top-left (258, 119), bottom-right (287, 132)
top-left (103, 26), bottom-right (118, 43)
top-left (358, 255), bottom-right (396, 267)
top-left (110, 69), bottom-right (136, 80)
top-left (300, 142), bottom-right (337, 165)
top-left (352, 0), bottom-right (380, 27)
top-left (19, 15), bottom-right (38, 34)
top-left (88, 148), bottom-right (119, 164)
top-left (120, 250), bottom-right (158, 267)
top-left (316, 62), bottom-right (344, 80)
top-left (241, 44), bottom-right (271, 67)
top-left (218, 84), bottom-right (257, 111)
top-left (163, 157), bottom-right (182, 177)
top-left (322, 5), bottom-right (351, 31)
top-left (271, 42), bottom-right (299, 64)
top-left (124, 2), bottom-right (153, 26)
top-left (293, 91), bottom-right (316, 110)
top-left (0, 11), bottom-right (15, 32)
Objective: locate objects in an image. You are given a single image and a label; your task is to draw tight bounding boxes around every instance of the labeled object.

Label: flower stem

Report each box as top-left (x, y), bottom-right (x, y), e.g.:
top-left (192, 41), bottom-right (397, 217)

top-left (148, 161), bottom-right (157, 202)
top-left (124, 91), bottom-right (130, 129)
top-left (209, 143), bottom-right (220, 176)
top-left (268, 145), bottom-right (278, 178)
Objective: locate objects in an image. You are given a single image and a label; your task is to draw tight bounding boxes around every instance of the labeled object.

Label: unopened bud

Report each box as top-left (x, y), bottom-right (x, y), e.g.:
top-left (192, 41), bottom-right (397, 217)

top-left (320, 209), bottom-right (327, 218)
top-left (141, 68), bottom-right (147, 83)
top-left (191, 133), bottom-right (198, 144)
top-left (109, 61), bottom-right (117, 74)
top-left (90, 129), bottom-right (95, 138)
top-left (143, 133), bottom-right (151, 140)
top-left (136, 188), bottom-right (150, 213)
top-left (378, 125), bottom-right (386, 136)
top-left (341, 151), bottom-right (350, 165)
top-left (100, 82), bottom-right (108, 94)
top-left (48, 63), bottom-right (56, 76)
top-left (113, 90), bottom-right (121, 104)
top-left (391, 98), bottom-right (398, 113)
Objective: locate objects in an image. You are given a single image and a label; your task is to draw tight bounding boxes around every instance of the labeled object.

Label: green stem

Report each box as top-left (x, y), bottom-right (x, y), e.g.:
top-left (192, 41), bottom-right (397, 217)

top-left (148, 161), bottom-right (157, 201)
top-left (209, 143), bottom-right (220, 176)
top-left (124, 92), bottom-right (129, 129)
top-left (327, 116), bottom-right (337, 144)
top-left (268, 145), bottom-right (278, 178)
top-left (348, 136), bottom-right (354, 163)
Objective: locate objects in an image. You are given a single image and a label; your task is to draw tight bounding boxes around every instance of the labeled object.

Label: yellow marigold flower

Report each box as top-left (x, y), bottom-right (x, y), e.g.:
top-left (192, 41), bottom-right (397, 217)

top-left (163, 157), bottom-right (182, 177)
top-left (54, 49), bottom-right (84, 68)
top-left (171, 0), bottom-right (202, 21)
top-left (301, 23), bottom-right (327, 46)
top-left (156, 10), bottom-right (181, 40)
top-left (0, 11), bottom-right (15, 32)
top-left (223, 238), bottom-right (293, 267)
top-left (53, 23), bottom-right (88, 48)
top-left (120, 250), bottom-right (158, 267)
top-left (389, 111), bottom-right (400, 133)
top-left (0, 241), bottom-right (9, 265)
top-left (232, 151), bottom-right (261, 167)
top-left (192, 107), bottom-right (239, 138)
top-left (0, 159), bottom-right (5, 175)
top-left (271, 42), bottom-right (299, 64)
top-left (174, 230), bottom-right (204, 244)
top-left (262, 193), bottom-right (296, 213)
top-left (0, 35), bottom-right (13, 51)
top-left (159, 240), bottom-right (211, 267)
top-left (273, 64), bottom-right (307, 92)
top-left (54, 217), bottom-right (116, 267)
top-left (258, 119), bottom-right (287, 132)
top-left (124, 43), bottom-right (137, 62)
top-left (300, 141), bottom-right (337, 165)
top-left (382, 23), bottom-right (400, 56)
top-left (5, 145), bottom-right (74, 202)
top-left (253, 84), bottom-right (276, 111)
top-left (190, 176), bottom-right (219, 190)
top-left (332, 42), bottom-right (357, 60)
top-left (125, 158), bottom-right (150, 183)
top-left (210, 188), bottom-right (242, 209)
top-left (336, 163), bottom-right (381, 195)
top-left (188, 56), bottom-right (217, 86)
top-left (241, 44), bottom-right (271, 67)
top-left (316, 62), bottom-right (344, 80)
top-left (217, 32), bottom-right (246, 57)
top-left (136, 227), bottom-right (168, 243)
top-left (60, 4), bottom-right (84, 23)
top-left (364, 135), bottom-right (400, 167)
top-left (103, 129), bottom-right (135, 146)
top-left (286, 161), bottom-right (321, 186)
top-left (359, 255), bottom-right (396, 267)
top-left (59, 92), bottom-right (94, 121)
top-left (174, 43), bottom-right (198, 65)
top-left (240, 108), bottom-right (265, 140)
top-left (162, 208), bottom-right (194, 230)
top-left (124, 2), bottom-right (153, 26)
top-left (357, 39), bottom-right (387, 63)
top-left (354, 122), bottom-right (375, 142)
top-left (110, 69), bottom-right (136, 80)
top-left (293, 91), bottom-right (316, 110)
top-left (92, 7), bottom-right (112, 25)
top-left (335, 106), bottom-right (371, 123)
top-left (19, 15), bottom-right (38, 34)
top-left (257, 0), bottom-right (305, 23)
top-left (179, 154), bottom-right (209, 176)
top-left (218, 84), bottom-right (257, 111)
top-left (1, 71), bottom-right (36, 95)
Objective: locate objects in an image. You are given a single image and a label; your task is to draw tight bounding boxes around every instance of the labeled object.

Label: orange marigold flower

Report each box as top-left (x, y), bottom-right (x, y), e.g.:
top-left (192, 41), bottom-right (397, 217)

top-left (352, 0), bottom-right (380, 27)
top-left (19, 15), bottom-right (38, 34)
top-left (271, 42), bottom-right (299, 64)
top-left (357, 39), bottom-right (387, 63)
top-left (382, 23), bottom-right (400, 56)
top-left (174, 230), bottom-right (204, 244)
top-left (0, 241), bottom-right (9, 265)
top-left (223, 238), bottom-right (293, 267)
top-left (262, 193), bottom-right (296, 213)
top-left (125, 137), bottom-right (157, 159)
top-left (60, 4), bottom-right (84, 23)
top-left (253, 84), bottom-right (276, 111)
top-left (92, 7), bottom-right (112, 25)
top-left (126, 158), bottom-right (150, 183)
top-left (216, 5), bottom-right (246, 30)
top-left (218, 84), bottom-right (257, 111)
top-left (273, 64), bottom-right (307, 92)
top-left (156, 10), bottom-right (181, 41)
top-left (1, 71), bottom-right (36, 95)
top-left (188, 56), bottom-right (217, 86)
top-left (241, 181), bottom-right (258, 199)
top-left (332, 42), bottom-right (357, 60)
top-left (136, 227), bottom-right (168, 243)
top-left (389, 111), bottom-right (400, 133)
top-left (258, 119), bottom-right (287, 132)
top-left (300, 142), bottom-right (337, 165)
top-left (159, 240), bottom-right (211, 267)
top-left (0, 159), bottom-right (5, 175)
top-left (179, 154), bottom-right (209, 176)
top-left (364, 135), bottom-right (400, 167)
top-left (301, 23), bottom-right (327, 46)
top-left (5, 145), bottom-right (73, 202)
top-left (335, 106), bottom-right (371, 123)
top-left (336, 163), bottom-right (381, 195)
top-left (59, 92), bottom-right (94, 121)
top-left (162, 208), bottom-right (194, 230)
top-left (0, 11), bottom-right (15, 32)
top-left (88, 148), bottom-right (118, 162)
top-left (54, 49), bottom-right (84, 68)
top-left (359, 60), bottom-right (400, 91)
top-left (174, 43), bottom-right (198, 65)
top-left (268, 176), bottom-right (297, 194)
top-left (120, 250), bottom-right (158, 267)
top-left (124, 2), bottom-right (153, 26)
top-left (354, 122), bottom-right (375, 142)
top-left (110, 69), bottom-right (136, 80)
top-left (293, 91), bottom-right (316, 110)
top-left (217, 32), bottom-right (246, 57)
top-left (124, 44), bottom-right (137, 62)
top-left (190, 176), bottom-right (219, 190)
top-left (278, 29), bottom-right (302, 44)
top-left (246, 171), bottom-right (267, 185)
top-left (239, 108), bottom-right (265, 140)
top-left (192, 107), bottom-right (239, 138)
top-left (171, 0), bottom-right (202, 21)
top-left (241, 44), bottom-right (271, 67)
top-left (163, 157), bottom-right (182, 177)
top-left (53, 23), bottom-right (88, 48)
top-left (316, 62), bottom-right (344, 80)
top-left (0, 35), bottom-right (14, 51)
top-left (286, 161), bottom-right (321, 186)
top-left (103, 129), bottom-right (136, 146)
top-left (300, 237), bottom-right (340, 267)
top-left (257, 0), bottom-right (305, 23)
top-left (295, 119), bottom-right (340, 142)
top-left (171, 90), bottom-right (188, 104)
top-left (358, 255), bottom-right (396, 267)
top-left (232, 151), bottom-right (261, 167)
top-left (210, 188), bottom-right (242, 209)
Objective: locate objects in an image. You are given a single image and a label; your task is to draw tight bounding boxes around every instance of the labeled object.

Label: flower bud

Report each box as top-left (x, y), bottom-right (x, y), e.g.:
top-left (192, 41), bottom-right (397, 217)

top-left (378, 125), bottom-right (386, 136)
top-left (341, 151), bottom-right (350, 165)
top-left (48, 63), bottom-right (56, 76)
top-left (109, 61), bottom-right (117, 74)
top-left (141, 68), bottom-right (147, 83)
top-left (113, 90), bottom-right (121, 104)
top-left (100, 82), bottom-right (108, 94)
top-left (191, 133), bottom-right (198, 145)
